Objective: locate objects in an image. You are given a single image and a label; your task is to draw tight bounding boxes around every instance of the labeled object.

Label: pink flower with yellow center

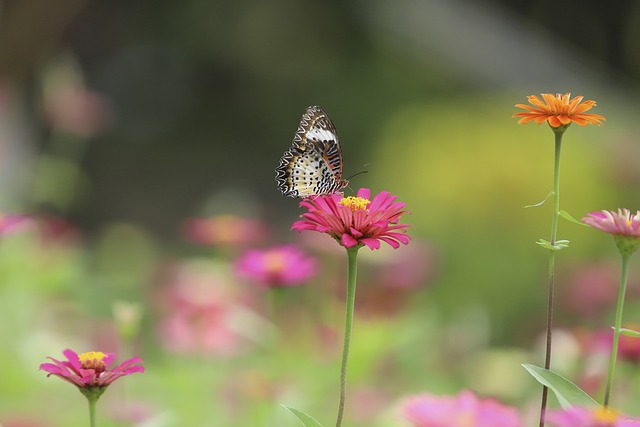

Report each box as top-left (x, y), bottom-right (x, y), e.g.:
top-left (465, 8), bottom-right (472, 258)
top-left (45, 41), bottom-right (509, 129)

top-left (403, 390), bottom-right (521, 427)
top-left (583, 209), bottom-right (640, 256)
top-left (235, 244), bottom-right (317, 287)
top-left (291, 188), bottom-right (411, 250)
top-left (547, 407), bottom-right (640, 427)
top-left (40, 349), bottom-right (144, 391)
top-left (183, 214), bottom-right (268, 247)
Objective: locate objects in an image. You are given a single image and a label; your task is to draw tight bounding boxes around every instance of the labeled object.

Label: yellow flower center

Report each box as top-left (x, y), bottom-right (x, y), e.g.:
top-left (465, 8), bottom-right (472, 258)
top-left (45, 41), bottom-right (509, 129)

top-left (78, 351), bottom-right (107, 372)
top-left (264, 251), bottom-right (285, 273)
top-left (338, 196), bottom-right (370, 212)
top-left (594, 407), bottom-right (619, 423)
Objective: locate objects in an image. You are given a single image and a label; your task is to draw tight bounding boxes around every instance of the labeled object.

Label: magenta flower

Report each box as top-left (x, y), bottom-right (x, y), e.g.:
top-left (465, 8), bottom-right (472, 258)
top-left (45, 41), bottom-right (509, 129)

top-left (403, 390), bottom-right (521, 427)
top-left (235, 244), bottom-right (317, 288)
top-left (0, 214), bottom-right (30, 234)
top-left (156, 260), bottom-right (259, 356)
top-left (40, 349), bottom-right (144, 392)
top-left (291, 188), bottom-right (411, 250)
top-left (547, 407), bottom-right (640, 427)
top-left (183, 214), bottom-right (268, 247)
top-left (583, 209), bottom-right (640, 256)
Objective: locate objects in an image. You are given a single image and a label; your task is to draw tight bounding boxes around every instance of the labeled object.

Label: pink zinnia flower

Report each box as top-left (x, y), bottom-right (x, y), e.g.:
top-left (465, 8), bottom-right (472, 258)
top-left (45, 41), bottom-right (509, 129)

top-left (40, 349), bottom-right (144, 392)
top-left (583, 209), bottom-right (640, 256)
top-left (0, 214), bottom-right (30, 234)
top-left (156, 260), bottom-right (257, 356)
top-left (183, 215), bottom-right (268, 247)
top-left (403, 390), bottom-right (521, 427)
top-left (235, 245), bottom-right (317, 288)
top-left (547, 407), bottom-right (640, 427)
top-left (291, 188), bottom-right (411, 250)
top-left (591, 323), bottom-right (640, 364)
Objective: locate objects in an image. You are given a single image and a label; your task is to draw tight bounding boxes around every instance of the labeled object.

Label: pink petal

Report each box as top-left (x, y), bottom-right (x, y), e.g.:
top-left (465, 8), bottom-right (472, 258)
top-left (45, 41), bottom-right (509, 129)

top-left (356, 188), bottom-right (371, 200)
top-left (341, 234), bottom-right (359, 248)
top-left (62, 349), bottom-right (82, 372)
top-left (360, 237), bottom-right (381, 250)
top-left (349, 227), bottom-right (363, 238)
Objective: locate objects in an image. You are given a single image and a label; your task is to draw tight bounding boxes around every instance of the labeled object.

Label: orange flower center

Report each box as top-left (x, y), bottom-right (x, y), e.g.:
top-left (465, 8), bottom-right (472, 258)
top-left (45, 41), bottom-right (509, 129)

top-left (594, 407), bottom-right (619, 423)
top-left (78, 351), bottom-right (107, 372)
top-left (264, 251), bottom-right (285, 273)
top-left (338, 196), bottom-right (370, 212)
top-left (210, 215), bottom-right (240, 243)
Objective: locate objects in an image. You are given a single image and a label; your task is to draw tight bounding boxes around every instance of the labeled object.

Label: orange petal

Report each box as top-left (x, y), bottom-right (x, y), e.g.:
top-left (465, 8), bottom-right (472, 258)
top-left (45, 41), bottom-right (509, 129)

top-left (547, 116), bottom-right (562, 127)
top-left (557, 115), bottom-right (572, 125)
top-left (527, 95), bottom-right (548, 110)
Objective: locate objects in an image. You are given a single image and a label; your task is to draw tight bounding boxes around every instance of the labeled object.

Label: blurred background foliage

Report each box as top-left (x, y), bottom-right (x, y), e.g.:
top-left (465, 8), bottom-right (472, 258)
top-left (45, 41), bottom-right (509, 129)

top-left (1, 0), bottom-right (640, 426)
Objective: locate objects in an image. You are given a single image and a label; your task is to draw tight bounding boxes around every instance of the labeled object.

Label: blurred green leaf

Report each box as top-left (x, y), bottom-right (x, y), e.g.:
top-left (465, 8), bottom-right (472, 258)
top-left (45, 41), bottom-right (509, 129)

top-left (559, 210), bottom-right (588, 227)
top-left (524, 191), bottom-right (554, 208)
top-left (536, 239), bottom-right (570, 251)
top-left (522, 364), bottom-right (599, 409)
top-left (619, 328), bottom-right (640, 338)
top-left (281, 405), bottom-right (324, 427)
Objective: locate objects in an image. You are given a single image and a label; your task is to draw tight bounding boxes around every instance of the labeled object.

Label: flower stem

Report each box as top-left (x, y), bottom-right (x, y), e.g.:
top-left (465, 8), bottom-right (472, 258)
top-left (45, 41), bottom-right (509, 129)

top-left (335, 246), bottom-right (359, 427)
top-left (88, 396), bottom-right (97, 427)
top-left (603, 253), bottom-right (631, 408)
top-left (539, 130), bottom-right (563, 427)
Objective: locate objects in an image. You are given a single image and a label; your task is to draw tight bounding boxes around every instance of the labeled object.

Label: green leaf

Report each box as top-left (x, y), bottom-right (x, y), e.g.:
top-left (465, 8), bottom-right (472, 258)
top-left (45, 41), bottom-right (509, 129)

top-left (281, 405), bottom-right (324, 427)
top-left (619, 328), bottom-right (640, 338)
top-left (524, 191), bottom-right (554, 208)
top-left (536, 239), bottom-right (570, 251)
top-left (559, 210), bottom-right (588, 227)
top-left (522, 364), bottom-right (599, 410)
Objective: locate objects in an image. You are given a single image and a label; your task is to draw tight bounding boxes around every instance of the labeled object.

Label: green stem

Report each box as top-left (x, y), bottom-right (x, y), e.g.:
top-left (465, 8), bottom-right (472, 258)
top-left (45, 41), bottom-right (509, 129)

top-left (603, 253), bottom-right (631, 408)
top-left (335, 246), bottom-right (359, 427)
top-left (88, 396), bottom-right (97, 427)
top-left (539, 131), bottom-right (563, 427)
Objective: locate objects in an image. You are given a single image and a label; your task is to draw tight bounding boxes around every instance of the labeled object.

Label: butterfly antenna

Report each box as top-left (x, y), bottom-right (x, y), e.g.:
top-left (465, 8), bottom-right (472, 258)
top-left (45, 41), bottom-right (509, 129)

top-left (345, 170), bottom-right (368, 181)
top-left (345, 163), bottom-right (370, 181)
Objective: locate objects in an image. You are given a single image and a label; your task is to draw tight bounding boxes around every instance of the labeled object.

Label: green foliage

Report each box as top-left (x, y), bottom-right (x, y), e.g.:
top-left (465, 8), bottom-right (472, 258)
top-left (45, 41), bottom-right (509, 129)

top-left (282, 405), bottom-right (324, 427)
top-left (522, 364), bottom-right (599, 409)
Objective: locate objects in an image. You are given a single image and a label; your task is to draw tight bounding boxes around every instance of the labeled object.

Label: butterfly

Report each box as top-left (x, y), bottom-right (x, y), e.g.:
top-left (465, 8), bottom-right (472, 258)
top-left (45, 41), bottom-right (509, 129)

top-left (275, 106), bottom-right (349, 198)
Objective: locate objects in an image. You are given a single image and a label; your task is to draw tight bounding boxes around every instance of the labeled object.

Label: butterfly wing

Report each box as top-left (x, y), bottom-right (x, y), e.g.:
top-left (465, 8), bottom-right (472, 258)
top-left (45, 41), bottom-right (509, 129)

top-left (276, 106), bottom-right (348, 198)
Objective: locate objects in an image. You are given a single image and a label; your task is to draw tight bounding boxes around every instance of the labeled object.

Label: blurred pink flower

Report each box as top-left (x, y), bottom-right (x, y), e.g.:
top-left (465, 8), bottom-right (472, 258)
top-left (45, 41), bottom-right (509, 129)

top-left (156, 260), bottom-right (258, 356)
top-left (403, 390), bottom-right (521, 427)
top-left (235, 245), bottom-right (317, 288)
top-left (348, 388), bottom-right (390, 424)
top-left (583, 209), bottom-right (640, 256)
top-left (183, 214), bottom-right (268, 247)
top-left (292, 188), bottom-right (411, 250)
top-left (0, 213), bottom-right (31, 234)
top-left (561, 262), bottom-right (619, 317)
top-left (547, 407), bottom-right (640, 427)
top-left (42, 86), bottom-right (111, 137)
top-left (109, 400), bottom-right (158, 425)
top-left (617, 323), bottom-right (640, 363)
top-left (160, 309), bottom-right (243, 356)
top-left (0, 418), bottom-right (50, 427)
top-left (37, 215), bottom-right (81, 239)
top-left (590, 323), bottom-right (640, 364)
top-left (40, 349), bottom-right (144, 390)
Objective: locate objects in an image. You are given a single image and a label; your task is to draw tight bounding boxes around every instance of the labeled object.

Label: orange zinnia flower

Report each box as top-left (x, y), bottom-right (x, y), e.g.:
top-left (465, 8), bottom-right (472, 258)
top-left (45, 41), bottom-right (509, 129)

top-left (513, 93), bottom-right (605, 128)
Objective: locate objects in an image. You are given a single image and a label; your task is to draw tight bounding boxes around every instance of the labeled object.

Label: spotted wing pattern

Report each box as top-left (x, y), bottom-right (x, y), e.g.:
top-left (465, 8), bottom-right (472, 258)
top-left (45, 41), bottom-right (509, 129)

top-left (275, 106), bottom-right (348, 198)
